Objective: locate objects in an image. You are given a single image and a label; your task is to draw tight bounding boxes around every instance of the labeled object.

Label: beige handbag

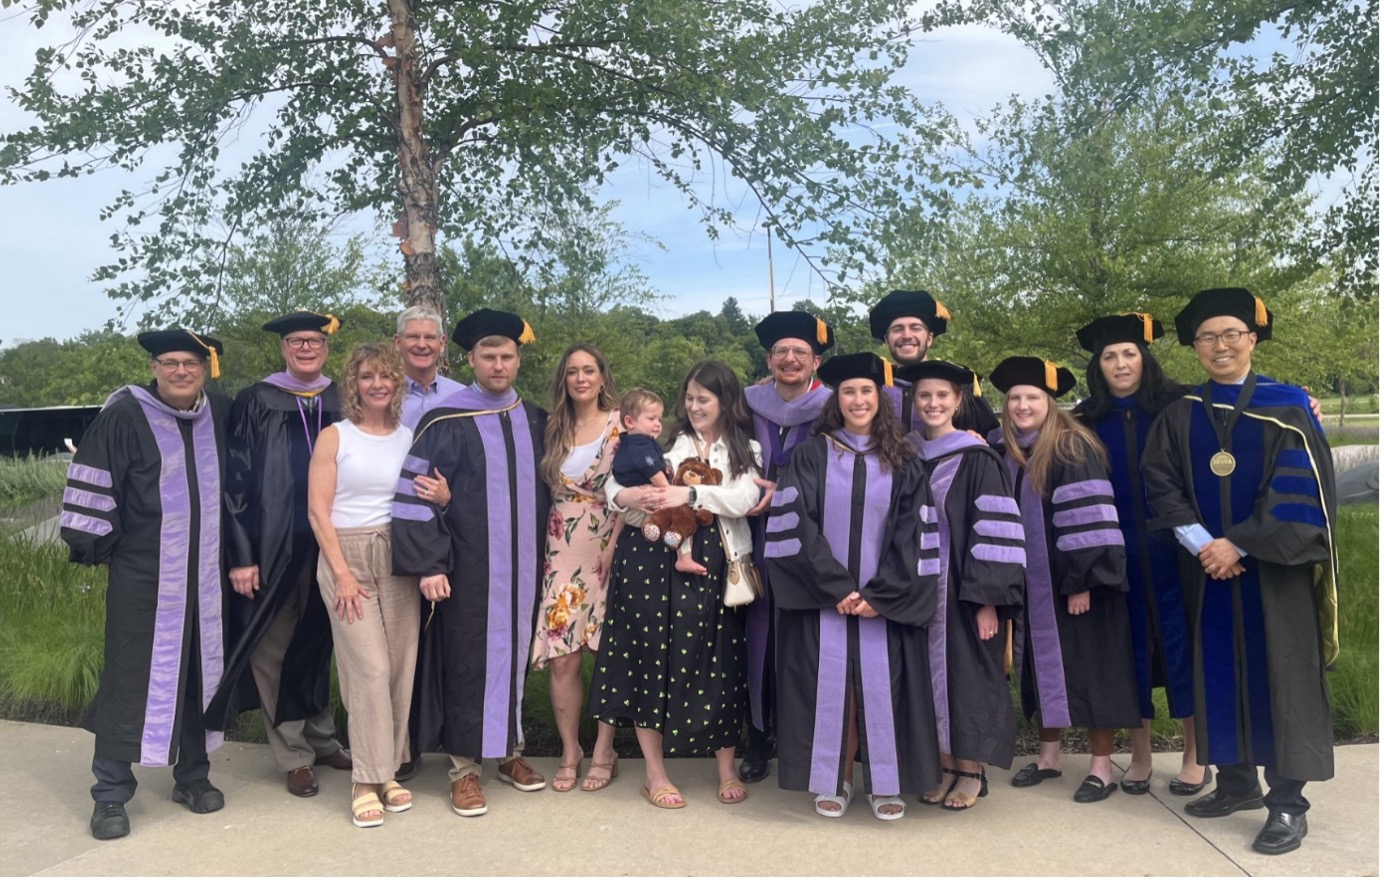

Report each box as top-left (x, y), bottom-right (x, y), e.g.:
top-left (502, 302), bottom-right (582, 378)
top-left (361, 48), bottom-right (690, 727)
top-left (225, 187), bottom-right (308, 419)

top-left (688, 434), bottom-right (762, 607)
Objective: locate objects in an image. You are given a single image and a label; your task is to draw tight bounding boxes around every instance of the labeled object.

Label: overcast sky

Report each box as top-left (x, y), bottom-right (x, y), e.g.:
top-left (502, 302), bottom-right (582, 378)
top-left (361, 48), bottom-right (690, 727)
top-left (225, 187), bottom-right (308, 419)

top-left (0, 12), bottom-right (1055, 347)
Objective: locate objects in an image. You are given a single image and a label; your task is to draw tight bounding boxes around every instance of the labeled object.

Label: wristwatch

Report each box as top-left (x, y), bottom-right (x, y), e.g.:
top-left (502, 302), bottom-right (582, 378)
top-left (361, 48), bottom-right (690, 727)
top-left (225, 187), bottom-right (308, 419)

top-left (688, 487), bottom-right (698, 505)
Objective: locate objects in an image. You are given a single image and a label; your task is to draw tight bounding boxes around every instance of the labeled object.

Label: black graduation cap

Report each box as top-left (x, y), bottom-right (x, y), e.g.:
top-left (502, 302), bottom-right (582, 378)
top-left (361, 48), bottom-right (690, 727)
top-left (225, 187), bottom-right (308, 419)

top-left (1076, 312), bottom-right (1164, 354)
top-left (137, 329), bottom-right (224, 379)
top-left (895, 360), bottom-right (983, 397)
top-left (754, 310), bottom-right (835, 354)
top-left (817, 352), bottom-right (893, 389)
top-left (1173, 287), bottom-right (1273, 345)
top-left (261, 310), bottom-right (342, 336)
top-left (867, 289), bottom-right (950, 341)
top-left (452, 308), bottom-right (536, 351)
top-left (989, 356), bottom-right (1076, 398)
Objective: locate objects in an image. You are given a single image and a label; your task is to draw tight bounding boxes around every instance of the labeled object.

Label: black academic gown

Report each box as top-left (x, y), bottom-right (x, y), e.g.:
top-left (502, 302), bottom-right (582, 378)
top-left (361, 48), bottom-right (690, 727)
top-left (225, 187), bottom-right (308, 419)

top-left (1143, 376), bottom-right (1337, 781)
top-left (997, 430), bottom-right (1142, 731)
top-left (391, 386), bottom-right (549, 759)
top-left (918, 431), bottom-right (1026, 768)
top-left (765, 432), bottom-right (941, 797)
top-left (60, 384), bottom-right (230, 766)
top-left (205, 380), bottom-right (341, 729)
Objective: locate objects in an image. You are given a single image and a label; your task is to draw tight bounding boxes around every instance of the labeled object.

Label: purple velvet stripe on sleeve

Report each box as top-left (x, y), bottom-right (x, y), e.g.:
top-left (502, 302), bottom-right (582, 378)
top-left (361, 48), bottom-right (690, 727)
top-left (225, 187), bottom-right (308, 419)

top-left (975, 493), bottom-right (1016, 514)
top-left (1017, 468), bottom-right (1072, 728)
top-left (771, 485), bottom-right (799, 507)
top-left (391, 499), bottom-right (434, 522)
top-left (137, 401), bottom-right (192, 766)
top-left (1050, 479), bottom-right (1115, 505)
top-left (859, 615), bottom-right (901, 794)
top-left (509, 404), bottom-right (540, 748)
top-left (918, 503), bottom-right (938, 525)
top-left (1055, 529), bottom-right (1125, 551)
top-left (810, 611), bottom-right (849, 795)
top-left (927, 456), bottom-right (959, 755)
top-left (403, 454), bottom-right (430, 475)
top-left (973, 519), bottom-right (1024, 540)
top-left (766, 512), bottom-right (799, 532)
top-left (396, 477), bottom-right (420, 497)
top-left (921, 530), bottom-right (940, 550)
top-left (63, 486), bottom-right (116, 512)
top-left (67, 462), bottom-right (113, 488)
top-left (918, 557), bottom-right (942, 577)
top-left (1053, 504), bottom-right (1118, 528)
top-left (971, 543), bottom-right (1027, 564)
top-left (191, 410), bottom-right (224, 755)
top-left (59, 510), bottom-right (113, 536)
top-left (764, 538), bottom-right (802, 557)
top-left (476, 411), bottom-right (516, 757)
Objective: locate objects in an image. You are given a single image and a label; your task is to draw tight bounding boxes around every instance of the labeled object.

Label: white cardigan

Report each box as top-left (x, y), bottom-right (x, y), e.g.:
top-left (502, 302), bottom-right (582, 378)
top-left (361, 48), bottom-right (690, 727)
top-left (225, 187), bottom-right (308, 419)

top-left (605, 430), bottom-right (763, 563)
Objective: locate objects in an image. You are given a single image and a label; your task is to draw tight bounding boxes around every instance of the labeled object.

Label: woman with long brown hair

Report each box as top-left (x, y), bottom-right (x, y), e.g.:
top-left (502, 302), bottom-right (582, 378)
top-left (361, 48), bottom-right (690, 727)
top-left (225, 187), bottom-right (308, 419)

top-left (532, 343), bottom-right (624, 793)
top-left (990, 356), bottom-right (1140, 804)
top-left (765, 353), bottom-right (941, 821)
top-left (590, 359), bottom-right (762, 809)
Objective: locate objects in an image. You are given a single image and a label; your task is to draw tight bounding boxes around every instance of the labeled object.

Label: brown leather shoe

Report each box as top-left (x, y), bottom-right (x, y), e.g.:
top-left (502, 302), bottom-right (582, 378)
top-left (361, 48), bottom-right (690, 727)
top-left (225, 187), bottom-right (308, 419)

top-left (498, 756), bottom-right (547, 791)
top-left (450, 774), bottom-right (487, 817)
top-left (314, 748), bottom-right (353, 771)
top-left (287, 766), bottom-right (319, 798)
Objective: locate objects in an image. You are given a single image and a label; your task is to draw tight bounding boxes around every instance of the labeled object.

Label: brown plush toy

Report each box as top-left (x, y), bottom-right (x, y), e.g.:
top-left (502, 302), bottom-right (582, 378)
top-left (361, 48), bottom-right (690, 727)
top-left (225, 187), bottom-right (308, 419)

top-left (642, 458), bottom-right (722, 548)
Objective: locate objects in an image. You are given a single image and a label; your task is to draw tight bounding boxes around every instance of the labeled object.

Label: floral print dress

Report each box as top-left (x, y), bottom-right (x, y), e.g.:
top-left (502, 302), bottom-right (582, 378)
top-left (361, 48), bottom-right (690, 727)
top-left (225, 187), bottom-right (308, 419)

top-left (531, 410), bottom-right (623, 668)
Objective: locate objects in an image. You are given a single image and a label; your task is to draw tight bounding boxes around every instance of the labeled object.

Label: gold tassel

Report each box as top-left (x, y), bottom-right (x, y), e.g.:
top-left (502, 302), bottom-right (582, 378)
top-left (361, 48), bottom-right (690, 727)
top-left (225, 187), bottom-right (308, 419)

top-left (1120, 311), bottom-right (1154, 343)
top-left (935, 300), bottom-right (951, 321)
top-left (518, 320), bottom-right (537, 345)
top-left (815, 317), bottom-right (829, 346)
top-left (185, 330), bottom-right (221, 380)
top-left (1253, 296), bottom-right (1268, 328)
top-left (882, 359), bottom-right (893, 388)
top-left (320, 313), bottom-right (341, 336)
top-left (973, 373), bottom-right (982, 397)
top-left (1044, 359), bottom-right (1058, 393)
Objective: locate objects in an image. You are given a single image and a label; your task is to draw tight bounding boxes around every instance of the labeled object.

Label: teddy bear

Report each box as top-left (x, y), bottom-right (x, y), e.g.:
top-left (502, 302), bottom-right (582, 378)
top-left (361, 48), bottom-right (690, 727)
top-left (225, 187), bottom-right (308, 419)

top-left (642, 457), bottom-right (722, 548)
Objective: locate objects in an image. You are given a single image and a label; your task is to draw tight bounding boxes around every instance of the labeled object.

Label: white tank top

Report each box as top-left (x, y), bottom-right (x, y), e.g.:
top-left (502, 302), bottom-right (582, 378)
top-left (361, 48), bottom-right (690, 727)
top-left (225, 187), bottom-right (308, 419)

top-left (331, 420), bottom-right (414, 528)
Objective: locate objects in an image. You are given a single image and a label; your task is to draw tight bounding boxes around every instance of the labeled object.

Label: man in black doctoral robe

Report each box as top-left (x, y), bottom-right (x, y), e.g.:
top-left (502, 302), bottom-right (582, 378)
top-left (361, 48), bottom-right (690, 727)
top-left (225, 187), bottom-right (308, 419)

top-left (392, 308), bottom-right (551, 818)
top-left (869, 288), bottom-right (1000, 436)
top-left (1143, 287), bottom-right (1337, 856)
top-left (739, 309), bottom-right (834, 782)
top-left (204, 310), bottom-right (351, 797)
top-left (61, 330), bottom-right (230, 840)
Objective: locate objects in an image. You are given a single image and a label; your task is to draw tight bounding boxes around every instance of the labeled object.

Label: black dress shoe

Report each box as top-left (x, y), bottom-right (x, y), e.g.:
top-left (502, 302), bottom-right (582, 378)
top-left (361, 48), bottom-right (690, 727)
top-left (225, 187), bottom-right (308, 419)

top-left (1011, 762), bottom-right (1062, 788)
top-left (1252, 811), bottom-right (1308, 855)
top-left (1184, 786), bottom-right (1265, 818)
top-left (314, 748), bottom-right (353, 771)
top-left (90, 801), bottom-right (130, 840)
top-left (172, 779), bottom-right (225, 814)
top-left (1073, 774), bottom-right (1117, 803)
top-left (1120, 776), bottom-right (1151, 795)
top-left (738, 755), bottom-right (770, 783)
top-left (396, 755), bottom-right (420, 781)
top-left (1168, 768), bottom-right (1212, 796)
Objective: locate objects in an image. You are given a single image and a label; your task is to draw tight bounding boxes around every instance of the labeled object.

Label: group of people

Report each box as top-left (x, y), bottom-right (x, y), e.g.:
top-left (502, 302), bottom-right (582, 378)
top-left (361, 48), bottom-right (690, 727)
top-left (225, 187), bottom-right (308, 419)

top-left (60, 285), bottom-right (1338, 857)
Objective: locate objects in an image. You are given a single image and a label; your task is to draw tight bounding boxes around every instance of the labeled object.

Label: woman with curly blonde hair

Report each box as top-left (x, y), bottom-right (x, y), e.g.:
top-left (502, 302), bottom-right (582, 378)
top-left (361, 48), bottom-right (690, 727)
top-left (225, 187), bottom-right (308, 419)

top-left (308, 342), bottom-right (435, 827)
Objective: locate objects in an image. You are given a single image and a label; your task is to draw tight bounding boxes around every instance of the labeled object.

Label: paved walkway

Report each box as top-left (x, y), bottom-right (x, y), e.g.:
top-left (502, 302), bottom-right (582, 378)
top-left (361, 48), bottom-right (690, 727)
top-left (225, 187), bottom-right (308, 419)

top-left (5, 720), bottom-right (1376, 876)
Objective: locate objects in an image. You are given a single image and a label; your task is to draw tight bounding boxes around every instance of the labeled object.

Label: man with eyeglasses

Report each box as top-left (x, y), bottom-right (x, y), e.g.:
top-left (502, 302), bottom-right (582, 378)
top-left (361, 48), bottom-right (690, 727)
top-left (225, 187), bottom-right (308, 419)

top-left (868, 289), bottom-right (998, 436)
top-left (395, 304), bottom-right (465, 430)
top-left (1143, 287), bottom-right (1337, 856)
top-left (738, 310), bottom-right (835, 783)
top-left (62, 330), bottom-right (231, 839)
top-left (206, 310), bottom-right (353, 798)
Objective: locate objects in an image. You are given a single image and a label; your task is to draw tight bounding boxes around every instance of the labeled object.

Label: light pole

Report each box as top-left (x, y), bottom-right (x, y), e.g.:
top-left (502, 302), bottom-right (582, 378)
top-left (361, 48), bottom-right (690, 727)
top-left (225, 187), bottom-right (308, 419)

top-left (763, 220), bottom-right (775, 312)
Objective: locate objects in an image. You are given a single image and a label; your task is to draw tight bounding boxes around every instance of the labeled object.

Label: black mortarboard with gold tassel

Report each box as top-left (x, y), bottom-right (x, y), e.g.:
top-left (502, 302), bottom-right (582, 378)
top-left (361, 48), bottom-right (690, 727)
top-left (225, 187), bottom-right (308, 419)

top-left (817, 352), bottom-right (893, 389)
top-left (262, 310), bottom-right (342, 337)
top-left (138, 329), bottom-right (224, 379)
top-left (754, 310), bottom-right (835, 355)
top-left (1173, 287), bottom-right (1273, 345)
top-left (452, 308), bottom-right (536, 351)
top-left (989, 356), bottom-right (1077, 398)
top-left (868, 289), bottom-right (951, 340)
top-left (895, 360), bottom-right (982, 397)
top-left (1076, 312), bottom-right (1164, 354)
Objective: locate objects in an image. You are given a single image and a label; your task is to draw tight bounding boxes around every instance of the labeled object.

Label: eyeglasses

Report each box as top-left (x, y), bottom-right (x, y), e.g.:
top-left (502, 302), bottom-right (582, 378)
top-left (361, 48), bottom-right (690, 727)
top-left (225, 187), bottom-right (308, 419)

top-left (770, 346), bottom-right (814, 360)
top-left (401, 334), bottom-right (443, 345)
top-left (155, 358), bottom-right (205, 372)
top-left (1192, 329), bottom-right (1250, 348)
top-left (284, 336), bottom-right (327, 350)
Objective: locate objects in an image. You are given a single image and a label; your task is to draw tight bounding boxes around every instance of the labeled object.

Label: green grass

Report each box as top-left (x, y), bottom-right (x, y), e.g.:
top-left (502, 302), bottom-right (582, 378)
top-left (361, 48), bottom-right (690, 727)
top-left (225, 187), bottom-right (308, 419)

top-left (1329, 503), bottom-right (1378, 739)
top-left (0, 456), bottom-right (67, 515)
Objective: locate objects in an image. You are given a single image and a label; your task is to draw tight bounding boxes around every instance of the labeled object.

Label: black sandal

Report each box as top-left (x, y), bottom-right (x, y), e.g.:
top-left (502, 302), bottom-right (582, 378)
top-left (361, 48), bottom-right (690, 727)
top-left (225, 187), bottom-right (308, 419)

top-left (941, 768), bottom-right (988, 811)
top-left (920, 767), bottom-right (957, 804)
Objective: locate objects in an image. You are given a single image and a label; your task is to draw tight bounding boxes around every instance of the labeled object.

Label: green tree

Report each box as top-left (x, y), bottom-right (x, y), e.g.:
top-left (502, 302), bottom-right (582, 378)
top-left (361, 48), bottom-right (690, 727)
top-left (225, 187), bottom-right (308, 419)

top-left (2, 0), bottom-right (948, 321)
top-left (0, 330), bottom-right (148, 406)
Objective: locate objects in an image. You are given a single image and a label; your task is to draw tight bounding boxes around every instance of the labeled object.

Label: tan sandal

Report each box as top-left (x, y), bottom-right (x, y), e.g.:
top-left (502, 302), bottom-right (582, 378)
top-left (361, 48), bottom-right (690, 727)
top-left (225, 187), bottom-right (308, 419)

top-left (642, 784), bottom-right (686, 809)
top-left (582, 758), bottom-right (619, 792)
top-left (552, 758), bottom-right (583, 793)
top-left (352, 787), bottom-right (384, 828)
top-left (381, 780), bottom-right (412, 813)
top-left (718, 778), bottom-right (748, 805)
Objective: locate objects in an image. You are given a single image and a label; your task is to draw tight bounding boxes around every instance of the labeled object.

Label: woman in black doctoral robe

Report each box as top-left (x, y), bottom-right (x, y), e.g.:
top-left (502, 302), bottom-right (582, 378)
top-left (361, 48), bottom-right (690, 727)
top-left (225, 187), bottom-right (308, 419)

top-left (989, 356), bottom-right (1141, 804)
top-left (765, 353), bottom-right (941, 821)
top-left (900, 361), bottom-right (1026, 811)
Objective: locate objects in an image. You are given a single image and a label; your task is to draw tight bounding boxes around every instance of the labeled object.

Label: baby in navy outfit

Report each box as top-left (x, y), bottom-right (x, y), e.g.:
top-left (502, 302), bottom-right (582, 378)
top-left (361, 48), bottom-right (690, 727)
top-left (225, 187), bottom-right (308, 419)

top-left (612, 388), bottom-right (705, 575)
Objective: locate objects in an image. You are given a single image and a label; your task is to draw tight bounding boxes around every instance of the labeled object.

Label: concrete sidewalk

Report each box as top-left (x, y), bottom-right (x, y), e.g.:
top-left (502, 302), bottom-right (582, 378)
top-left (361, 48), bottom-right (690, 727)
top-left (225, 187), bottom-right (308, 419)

top-left (4, 720), bottom-right (1376, 877)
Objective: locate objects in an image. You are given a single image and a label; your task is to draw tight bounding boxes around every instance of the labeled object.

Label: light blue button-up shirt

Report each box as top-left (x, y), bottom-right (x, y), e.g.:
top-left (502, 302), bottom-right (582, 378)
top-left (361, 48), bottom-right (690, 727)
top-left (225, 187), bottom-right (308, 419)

top-left (402, 373), bottom-right (466, 430)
